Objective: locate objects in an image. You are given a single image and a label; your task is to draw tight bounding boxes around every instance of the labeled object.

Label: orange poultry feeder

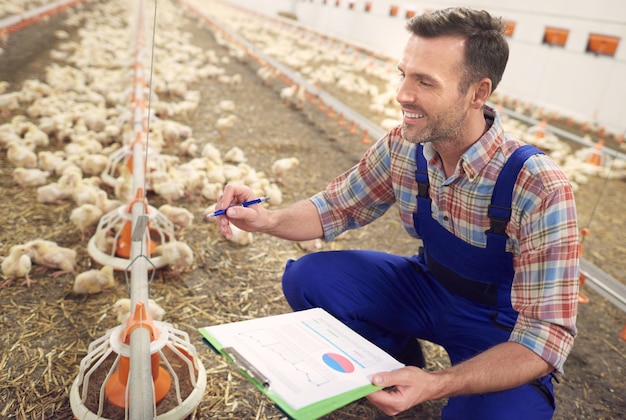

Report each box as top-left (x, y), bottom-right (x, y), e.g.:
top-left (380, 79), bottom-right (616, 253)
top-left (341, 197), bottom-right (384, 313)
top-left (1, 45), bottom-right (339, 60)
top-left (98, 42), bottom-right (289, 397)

top-left (105, 302), bottom-right (171, 408)
top-left (578, 228), bottom-right (591, 304)
top-left (87, 189), bottom-right (174, 271)
top-left (99, 131), bottom-right (166, 190)
top-left (116, 216), bottom-right (158, 259)
top-left (69, 301), bottom-right (207, 419)
top-left (586, 139), bottom-right (605, 167)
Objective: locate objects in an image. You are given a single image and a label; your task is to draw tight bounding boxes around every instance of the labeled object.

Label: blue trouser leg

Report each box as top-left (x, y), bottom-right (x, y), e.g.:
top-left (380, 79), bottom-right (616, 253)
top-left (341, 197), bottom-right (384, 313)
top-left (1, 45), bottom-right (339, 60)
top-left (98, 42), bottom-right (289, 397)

top-left (442, 374), bottom-right (555, 420)
top-left (282, 249), bottom-right (443, 355)
top-left (281, 250), bottom-right (556, 418)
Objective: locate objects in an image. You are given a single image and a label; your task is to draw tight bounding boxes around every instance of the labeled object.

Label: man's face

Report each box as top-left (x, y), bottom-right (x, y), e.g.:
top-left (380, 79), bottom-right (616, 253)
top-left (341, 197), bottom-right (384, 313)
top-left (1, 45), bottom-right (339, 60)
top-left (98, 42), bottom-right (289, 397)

top-left (395, 34), bottom-right (474, 145)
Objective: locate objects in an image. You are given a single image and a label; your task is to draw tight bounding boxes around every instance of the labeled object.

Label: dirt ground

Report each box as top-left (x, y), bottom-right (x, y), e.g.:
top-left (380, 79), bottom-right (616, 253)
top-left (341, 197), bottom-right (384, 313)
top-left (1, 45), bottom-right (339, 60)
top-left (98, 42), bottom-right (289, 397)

top-left (0, 2), bottom-right (624, 419)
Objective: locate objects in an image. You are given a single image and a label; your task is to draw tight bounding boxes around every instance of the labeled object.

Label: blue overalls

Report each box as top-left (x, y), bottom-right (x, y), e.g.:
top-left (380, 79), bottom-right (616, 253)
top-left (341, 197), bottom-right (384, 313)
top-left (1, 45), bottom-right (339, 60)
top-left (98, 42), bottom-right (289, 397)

top-left (282, 144), bottom-right (556, 419)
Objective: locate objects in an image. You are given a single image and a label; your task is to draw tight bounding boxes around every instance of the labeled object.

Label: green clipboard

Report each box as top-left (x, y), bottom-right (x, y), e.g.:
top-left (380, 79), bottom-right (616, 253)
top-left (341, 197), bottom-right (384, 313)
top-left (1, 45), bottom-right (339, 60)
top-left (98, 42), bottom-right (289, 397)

top-left (198, 308), bottom-right (404, 420)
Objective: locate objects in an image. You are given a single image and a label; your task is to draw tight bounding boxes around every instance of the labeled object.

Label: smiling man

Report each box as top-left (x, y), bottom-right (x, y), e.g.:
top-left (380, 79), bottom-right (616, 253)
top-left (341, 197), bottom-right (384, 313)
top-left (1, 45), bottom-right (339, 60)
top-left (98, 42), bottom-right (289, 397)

top-left (215, 7), bottom-right (579, 419)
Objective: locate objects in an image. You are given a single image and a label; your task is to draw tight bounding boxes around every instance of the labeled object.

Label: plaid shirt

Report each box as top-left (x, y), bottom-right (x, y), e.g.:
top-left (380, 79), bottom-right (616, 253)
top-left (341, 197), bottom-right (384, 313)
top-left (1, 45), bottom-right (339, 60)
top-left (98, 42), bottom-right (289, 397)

top-left (310, 107), bottom-right (579, 374)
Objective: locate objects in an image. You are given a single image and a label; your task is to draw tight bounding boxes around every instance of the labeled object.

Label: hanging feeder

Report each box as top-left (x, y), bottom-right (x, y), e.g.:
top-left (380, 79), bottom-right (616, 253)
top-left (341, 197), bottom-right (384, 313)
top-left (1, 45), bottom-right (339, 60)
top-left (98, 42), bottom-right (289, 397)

top-left (69, 301), bottom-right (207, 419)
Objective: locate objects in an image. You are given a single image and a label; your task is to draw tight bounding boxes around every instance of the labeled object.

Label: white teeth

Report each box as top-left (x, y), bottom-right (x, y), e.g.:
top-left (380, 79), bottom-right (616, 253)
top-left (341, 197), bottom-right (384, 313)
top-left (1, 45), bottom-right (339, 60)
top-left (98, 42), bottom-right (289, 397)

top-left (405, 112), bottom-right (425, 119)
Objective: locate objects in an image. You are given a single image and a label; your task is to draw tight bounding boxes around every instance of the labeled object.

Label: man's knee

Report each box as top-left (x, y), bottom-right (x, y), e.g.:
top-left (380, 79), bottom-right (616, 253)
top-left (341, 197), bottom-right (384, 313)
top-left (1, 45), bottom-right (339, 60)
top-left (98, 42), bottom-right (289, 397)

top-left (282, 255), bottom-right (320, 310)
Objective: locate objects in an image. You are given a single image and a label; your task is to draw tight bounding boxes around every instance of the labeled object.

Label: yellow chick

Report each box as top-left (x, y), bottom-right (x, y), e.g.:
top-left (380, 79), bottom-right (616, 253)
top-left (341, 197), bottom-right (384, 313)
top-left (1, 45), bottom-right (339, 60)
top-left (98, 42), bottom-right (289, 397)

top-left (95, 190), bottom-right (122, 214)
top-left (216, 114), bottom-right (236, 135)
top-left (25, 239), bottom-right (77, 275)
top-left (152, 240), bottom-right (194, 273)
top-left (201, 142), bottom-right (222, 164)
top-left (12, 167), bottom-right (50, 187)
top-left (1, 245), bottom-right (34, 287)
top-left (271, 157), bottom-right (300, 185)
top-left (223, 146), bottom-right (246, 163)
top-left (70, 203), bottom-right (103, 240)
top-left (218, 99), bottom-right (235, 112)
top-left (113, 298), bottom-right (165, 324)
top-left (158, 204), bottom-right (194, 231)
top-left (72, 265), bottom-right (115, 294)
top-left (152, 178), bottom-right (186, 203)
top-left (229, 223), bottom-right (253, 246)
top-left (7, 142), bottom-right (38, 168)
top-left (93, 229), bottom-right (116, 255)
top-left (37, 182), bottom-right (70, 204)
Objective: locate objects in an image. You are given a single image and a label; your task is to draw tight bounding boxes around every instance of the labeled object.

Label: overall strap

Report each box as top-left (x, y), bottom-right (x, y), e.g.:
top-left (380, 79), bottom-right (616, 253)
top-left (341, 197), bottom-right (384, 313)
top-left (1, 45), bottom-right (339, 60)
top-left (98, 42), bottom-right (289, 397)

top-left (486, 144), bottom-right (544, 248)
top-left (415, 144), bottom-right (429, 198)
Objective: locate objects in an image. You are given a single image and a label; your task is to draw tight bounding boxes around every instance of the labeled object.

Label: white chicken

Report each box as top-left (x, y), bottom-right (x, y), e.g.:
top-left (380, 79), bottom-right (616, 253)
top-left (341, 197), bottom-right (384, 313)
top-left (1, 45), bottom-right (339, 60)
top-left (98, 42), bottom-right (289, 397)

top-left (112, 298), bottom-right (166, 324)
top-left (152, 178), bottom-right (186, 203)
top-left (25, 239), bottom-right (77, 275)
top-left (23, 124), bottom-right (49, 148)
top-left (218, 99), bottom-right (235, 112)
top-left (80, 154), bottom-right (109, 176)
top-left (152, 240), bottom-right (194, 273)
top-left (72, 265), bottom-right (116, 294)
top-left (224, 146), bottom-right (246, 163)
top-left (37, 150), bottom-right (66, 173)
top-left (70, 178), bottom-right (101, 206)
top-left (271, 157), bottom-right (299, 185)
top-left (12, 167), bottom-right (50, 187)
top-left (95, 190), bottom-right (122, 214)
top-left (179, 137), bottom-right (199, 157)
top-left (229, 223), bottom-right (253, 246)
top-left (201, 142), bottom-right (222, 164)
top-left (94, 229), bottom-right (116, 255)
top-left (70, 204), bottom-right (103, 240)
top-left (37, 182), bottom-right (70, 204)
top-left (216, 114), bottom-right (236, 134)
top-left (263, 182), bottom-right (283, 206)
top-left (1, 245), bottom-right (34, 287)
top-left (158, 204), bottom-right (194, 231)
top-left (201, 182), bottom-right (222, 201)
top-left (114, 166), bottom-right (134, 202)
top-left (7, 142), bottom-right (37, 168)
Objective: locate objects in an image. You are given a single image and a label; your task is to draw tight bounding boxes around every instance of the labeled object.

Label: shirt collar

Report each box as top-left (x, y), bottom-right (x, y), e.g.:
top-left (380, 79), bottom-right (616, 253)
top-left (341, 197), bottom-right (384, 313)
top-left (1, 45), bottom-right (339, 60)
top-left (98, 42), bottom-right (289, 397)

top-left (458, 105), bottom-right (503, 181)
top-left (422, 106), bottom-right (503, 181)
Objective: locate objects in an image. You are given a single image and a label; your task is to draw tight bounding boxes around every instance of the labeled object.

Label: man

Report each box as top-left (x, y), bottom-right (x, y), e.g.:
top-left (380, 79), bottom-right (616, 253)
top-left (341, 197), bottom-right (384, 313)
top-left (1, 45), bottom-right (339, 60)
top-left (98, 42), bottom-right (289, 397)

top-left (215, 7), bottom-right (578, 419)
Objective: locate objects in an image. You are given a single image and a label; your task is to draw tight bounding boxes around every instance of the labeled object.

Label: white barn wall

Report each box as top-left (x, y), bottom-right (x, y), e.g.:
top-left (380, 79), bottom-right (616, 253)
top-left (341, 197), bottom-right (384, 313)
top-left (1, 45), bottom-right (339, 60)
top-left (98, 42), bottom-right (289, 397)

top-left (226, 0), bottom-right (626, 134)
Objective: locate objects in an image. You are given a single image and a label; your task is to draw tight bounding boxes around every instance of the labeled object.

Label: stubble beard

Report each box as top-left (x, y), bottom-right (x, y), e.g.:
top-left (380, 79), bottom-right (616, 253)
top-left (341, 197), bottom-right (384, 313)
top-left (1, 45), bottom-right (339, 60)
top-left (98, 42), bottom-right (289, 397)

top-left (401, 102), bottom-right (468, 146)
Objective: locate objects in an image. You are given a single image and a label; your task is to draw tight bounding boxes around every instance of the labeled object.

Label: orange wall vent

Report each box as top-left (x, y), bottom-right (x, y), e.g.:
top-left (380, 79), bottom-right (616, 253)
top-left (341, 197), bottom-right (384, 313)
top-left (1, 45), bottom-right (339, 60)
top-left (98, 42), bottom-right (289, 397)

top-left (586, 34), bottom-right (620, 57)
top-left (389, 5), bottom-right (398, 17)
top-left (406, 9), bottom-right (416, 19)
top-left (364, 2), bottom-right (372, 12)
top-left (543, 27), bottom-right (569, 47)
top-left (504, 21), bottom-right (516, 37)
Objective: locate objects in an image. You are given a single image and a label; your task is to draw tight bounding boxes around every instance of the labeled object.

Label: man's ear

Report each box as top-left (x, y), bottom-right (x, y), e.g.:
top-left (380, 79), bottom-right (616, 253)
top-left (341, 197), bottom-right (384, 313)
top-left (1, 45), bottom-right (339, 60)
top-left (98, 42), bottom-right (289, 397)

top-left (470, 78), bottom-right (492, 109)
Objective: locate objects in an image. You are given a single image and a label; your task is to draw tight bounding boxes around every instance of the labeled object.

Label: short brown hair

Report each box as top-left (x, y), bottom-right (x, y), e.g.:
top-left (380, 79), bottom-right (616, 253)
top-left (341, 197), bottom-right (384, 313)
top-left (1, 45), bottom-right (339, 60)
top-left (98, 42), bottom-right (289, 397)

top-left (406, 7), bottom-right (509, 95)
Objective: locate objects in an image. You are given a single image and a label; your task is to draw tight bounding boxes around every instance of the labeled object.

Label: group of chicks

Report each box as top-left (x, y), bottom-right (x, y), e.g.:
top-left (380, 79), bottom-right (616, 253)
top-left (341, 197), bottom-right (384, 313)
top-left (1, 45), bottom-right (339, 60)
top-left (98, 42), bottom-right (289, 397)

top-left (0, 238), bottom-right (116, 295)
top-left (1, 238), bottom-right (167, 324)
top-left (1, 239), bottom-right (76, 288)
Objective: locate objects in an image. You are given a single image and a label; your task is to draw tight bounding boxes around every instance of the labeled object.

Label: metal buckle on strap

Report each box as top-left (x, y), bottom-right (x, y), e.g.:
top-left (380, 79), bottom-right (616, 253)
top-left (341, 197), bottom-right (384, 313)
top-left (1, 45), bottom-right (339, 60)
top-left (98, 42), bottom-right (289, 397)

top-left (487, 204), bottom-right (511, 236)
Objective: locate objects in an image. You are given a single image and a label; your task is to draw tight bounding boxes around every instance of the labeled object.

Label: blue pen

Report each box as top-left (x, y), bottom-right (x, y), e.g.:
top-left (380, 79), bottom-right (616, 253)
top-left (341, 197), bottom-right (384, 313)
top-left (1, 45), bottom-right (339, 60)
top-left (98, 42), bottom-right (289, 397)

top-left (207, 196), bottom-right (270, 218)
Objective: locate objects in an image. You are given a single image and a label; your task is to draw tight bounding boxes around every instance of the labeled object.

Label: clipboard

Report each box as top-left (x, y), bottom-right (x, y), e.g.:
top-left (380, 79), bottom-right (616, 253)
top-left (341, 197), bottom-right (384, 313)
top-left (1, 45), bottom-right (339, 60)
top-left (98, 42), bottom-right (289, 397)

top-left (198, 308), bottom-right (405, 420)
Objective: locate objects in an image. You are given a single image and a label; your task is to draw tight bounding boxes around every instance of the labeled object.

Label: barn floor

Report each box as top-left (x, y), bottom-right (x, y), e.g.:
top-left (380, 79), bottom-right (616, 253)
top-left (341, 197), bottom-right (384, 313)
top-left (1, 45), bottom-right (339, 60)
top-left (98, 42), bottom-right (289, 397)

top-left (0, 1), bottom-right (624, 419)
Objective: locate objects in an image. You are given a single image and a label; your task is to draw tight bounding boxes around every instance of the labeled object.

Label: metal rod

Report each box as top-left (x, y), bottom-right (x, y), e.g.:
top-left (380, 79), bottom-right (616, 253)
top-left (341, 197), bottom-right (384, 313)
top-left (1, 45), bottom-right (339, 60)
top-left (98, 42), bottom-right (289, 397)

top-left (128, 0), bottom-right (155, 417)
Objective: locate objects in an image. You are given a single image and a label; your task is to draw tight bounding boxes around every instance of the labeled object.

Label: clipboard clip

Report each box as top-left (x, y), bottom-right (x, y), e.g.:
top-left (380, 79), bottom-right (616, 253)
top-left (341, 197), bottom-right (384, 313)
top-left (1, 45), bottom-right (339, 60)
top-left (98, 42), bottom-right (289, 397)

top-left (223, 346), bottom-right (271, 388)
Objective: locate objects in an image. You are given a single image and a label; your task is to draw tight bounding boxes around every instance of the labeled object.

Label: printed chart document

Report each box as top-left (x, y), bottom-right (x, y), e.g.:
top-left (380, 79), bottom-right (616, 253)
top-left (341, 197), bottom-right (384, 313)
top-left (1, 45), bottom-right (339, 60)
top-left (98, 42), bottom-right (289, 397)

top-left (198, 307), bottom-right (405, 420)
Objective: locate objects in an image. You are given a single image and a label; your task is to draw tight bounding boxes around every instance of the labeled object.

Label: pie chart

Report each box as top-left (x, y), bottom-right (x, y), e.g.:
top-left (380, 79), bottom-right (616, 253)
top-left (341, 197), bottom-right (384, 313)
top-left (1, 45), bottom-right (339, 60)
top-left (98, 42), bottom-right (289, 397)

top-left (322, 352), bottom-right (355, 373)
